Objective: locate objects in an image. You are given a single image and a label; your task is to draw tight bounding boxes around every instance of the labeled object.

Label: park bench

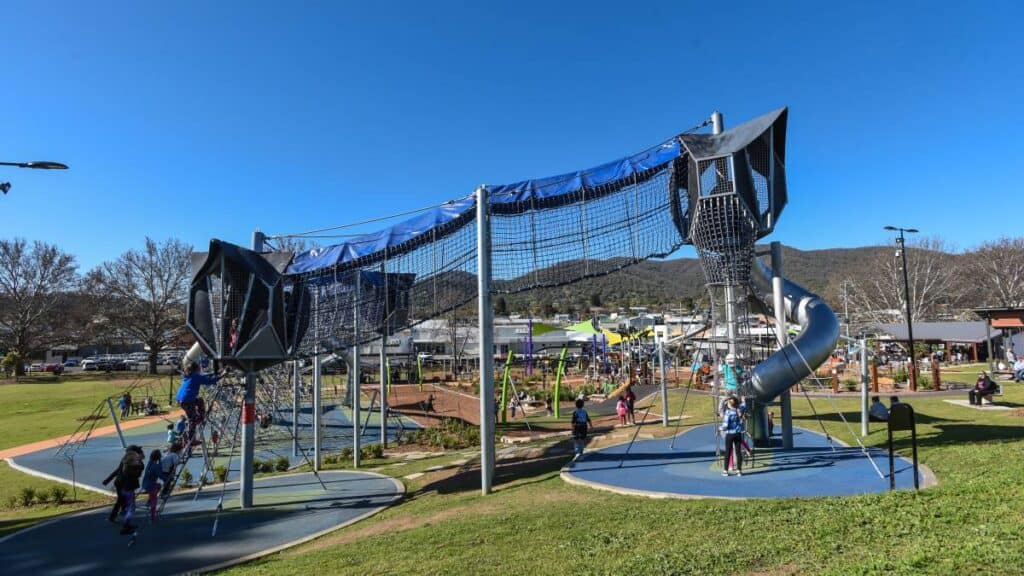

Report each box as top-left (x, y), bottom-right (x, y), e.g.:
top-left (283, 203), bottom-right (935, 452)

top-left (131, 400), bottom-right (160, 416)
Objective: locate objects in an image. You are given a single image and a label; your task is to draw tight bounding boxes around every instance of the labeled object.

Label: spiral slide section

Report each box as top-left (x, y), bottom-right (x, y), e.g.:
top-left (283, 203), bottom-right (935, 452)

top-left (749, 258), bottom-right (840, 403)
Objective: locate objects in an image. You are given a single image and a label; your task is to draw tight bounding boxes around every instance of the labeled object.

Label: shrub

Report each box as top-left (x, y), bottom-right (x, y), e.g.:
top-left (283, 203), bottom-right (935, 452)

top-left (5, 495), bottom-right (18, 508)
top-left (1, 352), bottom-right (25, 378)
top-left (274, 456), bottom-right (290, 472)
top-left (893, 367), bottom-right (908, 385)
top-left (180, 467), bottom-right (194, 487)
top-left (35, 490), bottom-right (50, 504)
top-left (406, 418), bottom-right (479, 450)
top-left (18, 487), bottom-right (36, 507)
top-left (360, 444), bottom-right (384, 459)
top-left (340, 447), bottom-right (354, 460)
top-left (214, 465), bottom-right (229, 483)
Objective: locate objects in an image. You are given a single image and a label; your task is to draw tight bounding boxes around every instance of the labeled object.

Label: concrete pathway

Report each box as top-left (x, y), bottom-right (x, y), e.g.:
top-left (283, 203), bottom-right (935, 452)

top-left (0, 471), bottom-right (403, 575)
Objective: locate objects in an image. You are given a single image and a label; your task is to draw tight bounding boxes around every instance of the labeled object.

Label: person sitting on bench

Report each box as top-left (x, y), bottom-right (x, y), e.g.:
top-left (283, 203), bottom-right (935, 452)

top-left (869, 396), bottom-right (889, 422)
top-left (969, 371), bottom-right (999, 405)
top-left (1013, 357), bottom-right (1024, 383)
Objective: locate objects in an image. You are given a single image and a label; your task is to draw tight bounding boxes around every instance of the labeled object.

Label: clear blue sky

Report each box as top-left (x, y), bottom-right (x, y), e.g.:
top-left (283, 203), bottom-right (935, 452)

top-left (3, 1), bottom-right (1022, 269)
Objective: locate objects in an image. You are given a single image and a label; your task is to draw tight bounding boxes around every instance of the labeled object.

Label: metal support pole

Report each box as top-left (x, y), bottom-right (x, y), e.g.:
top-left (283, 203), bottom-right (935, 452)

top-left (860, 338), bottom-right (869, 437)
top-left (292, 361), bottom-right (299, 457)
top-left (106, 397), bottom-right (127, 449)
top-left (710, 111), bottom-right (723, 136)
top-left (711, 113), bottom-right (739, 361)
top-left (771, 241), bottom-right (793, 449)
top-left (986, 321), bottom-right (994, 372)
top-left (379, 336), bottom-right (387, 448)
top-left (476, 185), bottom-right (496, 495)
top-left (659, 340), bottom-right (668, 426)
top-left (240, 229), bottom-right (265, 509)
top-left (313, 345), bottom-right (322, 471)
top-left (896, 230), bottom-right (918, 391)
top-left (352, 272), bottom-right (361, 468)
top-left (240, 372), bottom-right (256, 508)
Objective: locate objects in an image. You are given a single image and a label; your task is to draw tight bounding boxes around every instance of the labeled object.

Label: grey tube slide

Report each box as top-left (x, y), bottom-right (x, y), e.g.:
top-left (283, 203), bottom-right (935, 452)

top-left (749, 257), bottom-right (840, 402)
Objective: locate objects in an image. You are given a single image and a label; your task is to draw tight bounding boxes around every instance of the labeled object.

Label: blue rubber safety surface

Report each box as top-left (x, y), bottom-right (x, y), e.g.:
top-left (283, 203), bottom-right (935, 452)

top-left (11, 403), bottom-right (415, 492)
top-left (565, 424), bottom-right (925, 498)
top-left (0, 471), bottom-right (402, 575)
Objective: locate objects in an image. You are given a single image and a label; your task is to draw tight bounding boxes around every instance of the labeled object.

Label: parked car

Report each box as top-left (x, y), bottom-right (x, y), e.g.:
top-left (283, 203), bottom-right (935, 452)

top-left (81, 359), bottom-right (98, 371)
top-left (28, 363), bottom-right (43, 372)
top-left (63, 359), bottom-right (78, 368)
top-left (40, 362), bottom-right (64, 374)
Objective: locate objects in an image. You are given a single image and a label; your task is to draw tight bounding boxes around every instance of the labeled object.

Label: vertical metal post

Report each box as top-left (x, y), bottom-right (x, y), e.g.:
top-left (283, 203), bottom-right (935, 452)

top-left (240, 372), bottom-right (256, 508)
top-left (379, 336), bottom-right (387, 448)
top-left (240, 229), bottom-right (265, 509)
top-left (896, 230), bottom-right (917, 391)
top-left (710, 111), bottom-right (723, 136)
top-left (292, 361), bottom-right (299, 457)
top-left (860, 338), bottom-right (869, 437)
top-left (986, 321), bottom-right (994, 372)
top-left (711, 113), bottom-right (738, 360)
top-left (352, 272), bottom-right (361, 468)
top-left (379, 262), bottom-right (388, 449)
top-left (658, 339), bottom-right (668, 426)
top-left (313, 342), bottom-right (322, 471)
top-left (476, 185), bottom-right (496, 495)
top-left (106, 397), bottom-right (127, 449)
top-left (771, 241), bottom-right (793, 449)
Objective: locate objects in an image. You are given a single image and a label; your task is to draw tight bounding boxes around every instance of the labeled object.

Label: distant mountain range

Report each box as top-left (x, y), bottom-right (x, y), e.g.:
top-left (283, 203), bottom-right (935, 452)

top-left (496, 244), bottom-right (895, 314)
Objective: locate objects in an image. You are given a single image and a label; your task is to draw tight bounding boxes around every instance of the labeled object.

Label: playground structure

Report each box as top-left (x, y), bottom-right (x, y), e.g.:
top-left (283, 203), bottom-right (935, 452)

top-left (171, 106), bottom-right (869, 505)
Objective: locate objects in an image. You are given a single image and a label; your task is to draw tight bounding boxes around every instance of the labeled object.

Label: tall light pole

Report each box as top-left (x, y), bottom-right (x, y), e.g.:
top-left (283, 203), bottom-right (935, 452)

top-left (884, 225), bottom-right (919, 391)
top-left (1, 161), bottom-right (69, 195)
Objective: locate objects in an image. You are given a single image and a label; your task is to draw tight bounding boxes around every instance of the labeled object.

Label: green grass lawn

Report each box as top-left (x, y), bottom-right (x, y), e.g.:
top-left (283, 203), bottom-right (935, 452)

top-left (0, 374), bottom-right (174, 450)
top-left (3, 373), bottom-right (1023, 574)
top-left (0, 460), bottom-right (111, 537)
top-left (219, 384), bottom-right (1024, 576)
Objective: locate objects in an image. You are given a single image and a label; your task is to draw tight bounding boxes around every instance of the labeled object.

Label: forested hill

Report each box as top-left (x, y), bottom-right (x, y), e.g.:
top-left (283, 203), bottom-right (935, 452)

top-left (497, 244), bottom-right (894, 314)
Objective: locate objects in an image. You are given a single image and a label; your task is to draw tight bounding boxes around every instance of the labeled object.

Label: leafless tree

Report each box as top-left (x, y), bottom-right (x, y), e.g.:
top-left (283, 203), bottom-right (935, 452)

top-left (266, 236), bottom-right (318, 254)
top-left (845, 236), bottom-right (962, 329)
top-left (963, 237), bottom-right (1024, 307)
top-left (0, 239), bottom-right (79, 373)
top-left (88, 238), bottom-right (192, 374)
top-left (445, 303), bottom-right (473, 380)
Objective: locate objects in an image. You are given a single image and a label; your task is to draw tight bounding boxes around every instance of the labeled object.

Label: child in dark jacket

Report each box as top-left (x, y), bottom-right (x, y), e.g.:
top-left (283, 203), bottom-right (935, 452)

top-left (719, 397), bottom-right (745, 477)
top-left (103, 445), bottom-right (145, 534)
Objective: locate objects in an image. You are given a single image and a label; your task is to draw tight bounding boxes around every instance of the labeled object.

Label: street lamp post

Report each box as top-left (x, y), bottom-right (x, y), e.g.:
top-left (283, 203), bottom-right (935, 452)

top-left (885, 225), bottom-right (919, 391)
top-left (1, 161), bottom-right (69, 196)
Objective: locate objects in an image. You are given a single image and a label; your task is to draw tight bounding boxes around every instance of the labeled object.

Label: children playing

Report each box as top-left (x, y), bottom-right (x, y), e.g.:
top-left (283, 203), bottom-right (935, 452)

top-left (616, 395), bottom-right (627, 425)
top-left (719, 397), bottom-right (744, 477)
top-left (159, 442), bottom-right (182, 497)
top-left (141, 449), bottom-right (163, 522)
top-left (570, 398), bottom-right (593, 458)
top-left (102, 445), bottom-right (145, 535)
